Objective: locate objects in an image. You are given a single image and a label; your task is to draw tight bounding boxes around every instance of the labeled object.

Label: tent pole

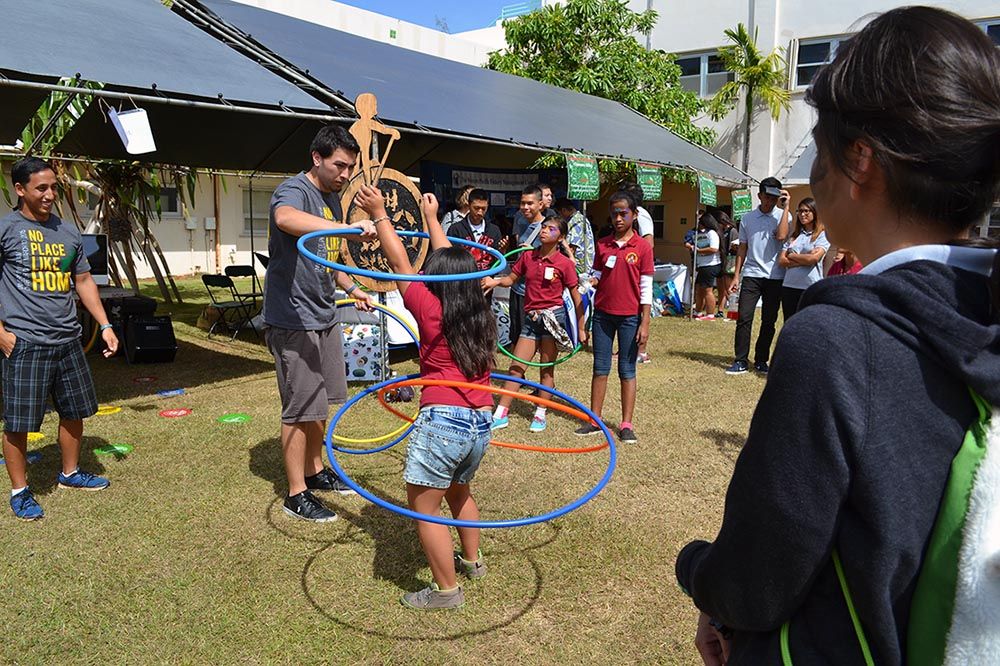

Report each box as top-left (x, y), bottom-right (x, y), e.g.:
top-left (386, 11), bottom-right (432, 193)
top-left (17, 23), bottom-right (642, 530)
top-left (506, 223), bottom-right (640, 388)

top-left (249, 175), bottom-right (256, 270)
top-left (25, 90), bottom-right (78, 155)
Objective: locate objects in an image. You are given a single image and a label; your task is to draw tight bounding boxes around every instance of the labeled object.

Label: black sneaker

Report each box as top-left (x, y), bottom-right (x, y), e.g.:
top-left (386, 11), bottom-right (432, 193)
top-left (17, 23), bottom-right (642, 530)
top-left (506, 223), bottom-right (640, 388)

top-left (283, 490), bottom-right (338, 522)
top-left (305, 468), bottom-right (356, 496)
top-left (619, 427), bottom-right (638, 444)
top-left (754, 360), bottom-right (769, 374)
top-left (574, 423), bottom-right (602, 437)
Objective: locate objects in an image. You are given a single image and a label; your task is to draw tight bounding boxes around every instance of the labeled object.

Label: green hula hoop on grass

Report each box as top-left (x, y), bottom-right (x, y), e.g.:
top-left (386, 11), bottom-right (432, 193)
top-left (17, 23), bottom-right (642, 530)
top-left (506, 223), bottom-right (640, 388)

top-left (493, 246), bottom-right (584, 368)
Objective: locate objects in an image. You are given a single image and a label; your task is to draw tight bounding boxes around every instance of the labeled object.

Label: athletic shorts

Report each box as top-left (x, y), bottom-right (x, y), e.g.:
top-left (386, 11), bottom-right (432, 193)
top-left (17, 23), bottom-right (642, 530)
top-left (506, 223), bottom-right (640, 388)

top-left (266, 324), bottom-right (347, 424)
top-left (695, 264), bottom-right (723, 287)
top-left (2, 339), bottom-right (98, 433)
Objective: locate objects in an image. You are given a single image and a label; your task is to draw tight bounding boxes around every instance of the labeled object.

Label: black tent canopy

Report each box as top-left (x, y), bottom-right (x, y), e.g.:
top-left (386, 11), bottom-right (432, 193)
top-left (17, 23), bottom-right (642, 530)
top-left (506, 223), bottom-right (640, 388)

top-left (0, 0), bottom-right (343, 170)
top-left (184, 0), bottom-right (750, 183)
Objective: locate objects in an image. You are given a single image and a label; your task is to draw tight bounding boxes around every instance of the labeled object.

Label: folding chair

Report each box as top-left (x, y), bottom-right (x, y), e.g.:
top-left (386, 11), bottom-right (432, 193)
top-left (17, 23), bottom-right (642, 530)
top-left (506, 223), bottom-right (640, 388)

top-left (224, 264), bottom-right (263, 311)
top-left (201, 274), bottom-right (257, 340)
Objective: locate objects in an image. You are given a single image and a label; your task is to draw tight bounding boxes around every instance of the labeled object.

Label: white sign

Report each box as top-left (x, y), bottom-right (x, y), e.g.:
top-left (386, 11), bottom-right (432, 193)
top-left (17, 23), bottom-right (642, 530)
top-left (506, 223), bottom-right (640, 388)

top-left (451, 169), bottom-right (539, 190)
top-left (108, 108), bottom-right (156, 155)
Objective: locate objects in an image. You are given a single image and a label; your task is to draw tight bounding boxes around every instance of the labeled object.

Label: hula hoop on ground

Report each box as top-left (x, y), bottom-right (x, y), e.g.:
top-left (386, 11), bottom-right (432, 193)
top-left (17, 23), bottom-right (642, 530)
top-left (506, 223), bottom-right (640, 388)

top-left (375, 380), bottom-right (609, 454)
top-left (492, 246), bottom-right (584, 368)
top-left (297, 229), bottom-right (507, 282)
top-left (325, 372), bottom-right (617, 528)
top-left (329, 298), bottom-right (419, 447)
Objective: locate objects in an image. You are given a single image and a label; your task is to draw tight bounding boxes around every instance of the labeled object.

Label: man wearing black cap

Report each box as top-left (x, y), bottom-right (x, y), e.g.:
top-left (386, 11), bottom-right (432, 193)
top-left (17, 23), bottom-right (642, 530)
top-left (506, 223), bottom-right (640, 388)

top-left (725, 177), bottom-right (791, 375)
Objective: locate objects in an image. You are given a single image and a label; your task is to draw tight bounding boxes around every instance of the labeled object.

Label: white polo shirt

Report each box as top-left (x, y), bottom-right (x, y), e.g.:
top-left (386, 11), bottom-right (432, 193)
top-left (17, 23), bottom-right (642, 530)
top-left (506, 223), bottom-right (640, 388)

top-left (738, 206), bottom-right (787, 280)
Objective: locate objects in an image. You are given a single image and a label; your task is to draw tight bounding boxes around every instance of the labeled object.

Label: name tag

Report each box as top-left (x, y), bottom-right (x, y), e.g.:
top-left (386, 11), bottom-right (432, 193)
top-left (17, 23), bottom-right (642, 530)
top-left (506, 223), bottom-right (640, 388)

top-left (605, 255), bottom-right (617, 269)
top-left (544, 266), bottom-right (555, 281)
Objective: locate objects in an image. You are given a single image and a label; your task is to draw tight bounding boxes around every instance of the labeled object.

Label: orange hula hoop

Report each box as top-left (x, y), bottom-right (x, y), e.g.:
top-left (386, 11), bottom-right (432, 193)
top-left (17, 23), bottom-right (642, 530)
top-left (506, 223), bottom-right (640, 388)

top-left (375, 378), bottom-right (609, 454)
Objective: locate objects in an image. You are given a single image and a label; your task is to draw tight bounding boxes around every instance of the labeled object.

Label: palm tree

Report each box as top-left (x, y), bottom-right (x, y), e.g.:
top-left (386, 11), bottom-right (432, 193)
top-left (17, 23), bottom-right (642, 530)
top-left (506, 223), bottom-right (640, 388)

top-left (708, 23), bottom-right (790, 173)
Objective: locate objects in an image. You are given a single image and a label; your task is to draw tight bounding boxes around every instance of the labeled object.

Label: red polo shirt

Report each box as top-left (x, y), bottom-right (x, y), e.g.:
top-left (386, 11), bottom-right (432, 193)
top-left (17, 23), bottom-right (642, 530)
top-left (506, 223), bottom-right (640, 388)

top-left (510, 248), bottom-right (579, 311)
top-left (592, 232), bottom-right (654, 315)
top-left (402, 283), bottom-right (491, 409)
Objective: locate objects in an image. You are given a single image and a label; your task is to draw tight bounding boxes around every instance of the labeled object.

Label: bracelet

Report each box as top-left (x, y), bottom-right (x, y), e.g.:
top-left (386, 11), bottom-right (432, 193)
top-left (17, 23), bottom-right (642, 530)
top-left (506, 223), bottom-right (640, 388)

top-left (345, 284), bottom-right (358, 295)
top-left (99, 323), bottom-right (113, 331)
top-left (372, 215), bottom-right (390, 224)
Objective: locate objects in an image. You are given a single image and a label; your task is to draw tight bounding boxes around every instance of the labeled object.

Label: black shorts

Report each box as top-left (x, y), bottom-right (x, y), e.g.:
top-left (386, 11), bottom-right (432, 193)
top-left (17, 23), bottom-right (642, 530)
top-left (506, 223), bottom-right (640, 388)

top-left (2, 339), bottom-right (98, 433)
top-left (695, 264), bottom-right (723, 287)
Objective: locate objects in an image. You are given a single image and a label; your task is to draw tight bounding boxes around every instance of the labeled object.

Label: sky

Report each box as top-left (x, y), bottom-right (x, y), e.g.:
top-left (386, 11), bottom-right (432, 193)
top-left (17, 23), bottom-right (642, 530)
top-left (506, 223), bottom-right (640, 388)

top-left (336, 1), bottom-right (509, 34)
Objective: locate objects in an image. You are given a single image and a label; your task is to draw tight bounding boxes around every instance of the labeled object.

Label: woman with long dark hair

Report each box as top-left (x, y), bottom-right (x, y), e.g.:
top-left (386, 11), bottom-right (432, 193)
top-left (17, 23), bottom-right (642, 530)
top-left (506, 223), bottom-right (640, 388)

top-left (777, 197), bottom-right (829, 319)
top-left (676, 7), bottom-right (1000, 664)
top-left (357, 186), bottom-right (497, 611)
top-left (693, 211), bottom-right (722, 319)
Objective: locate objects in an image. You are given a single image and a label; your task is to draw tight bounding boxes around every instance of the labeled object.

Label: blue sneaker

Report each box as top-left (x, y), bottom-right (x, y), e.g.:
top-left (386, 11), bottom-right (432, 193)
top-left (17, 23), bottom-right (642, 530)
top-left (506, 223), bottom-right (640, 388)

top-left (529, 416), bottom-right (547, 433)
top-left (491, 415), bottom-right (509, 431)
top-left (10, 488), bottom-right (44, 521)
top-left (725, 360), bottom-right (749, 375)
top-left (57, 469), bottom-right (110, 492)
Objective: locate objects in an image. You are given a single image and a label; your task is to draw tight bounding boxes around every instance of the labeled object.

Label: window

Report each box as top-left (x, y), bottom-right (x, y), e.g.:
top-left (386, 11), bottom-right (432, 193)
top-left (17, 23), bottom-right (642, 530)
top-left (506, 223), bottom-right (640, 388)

top-left (976, 18), bottom-right (1000, 46)
top-left (648, 204), bottom-right (666, 239)
top-left (795, 37), bottom-right (849, 88)
top-left (149, 186), bottom-right (180, 217)
top-left (985, 203), bottom-right (1000, 239)
top-left (243, 188), bottom-right (272, 236)
top-left (675, 52), bottom-right (733, 97)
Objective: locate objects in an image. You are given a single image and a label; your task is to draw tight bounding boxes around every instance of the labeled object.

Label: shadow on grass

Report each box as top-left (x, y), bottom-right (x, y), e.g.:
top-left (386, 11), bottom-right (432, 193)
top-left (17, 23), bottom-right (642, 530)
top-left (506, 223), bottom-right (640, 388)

top-left (88, 338), bottom-right (274, 404)
top-left (666, 350), bottom-right (733, 370)
top-left (699, 428), bottom-right (745, 462)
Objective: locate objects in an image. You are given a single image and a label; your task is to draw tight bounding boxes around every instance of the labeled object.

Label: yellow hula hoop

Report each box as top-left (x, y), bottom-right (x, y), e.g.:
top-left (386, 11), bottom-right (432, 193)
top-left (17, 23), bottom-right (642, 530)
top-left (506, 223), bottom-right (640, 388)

top-left (330, 298), bottom-right (420, 445)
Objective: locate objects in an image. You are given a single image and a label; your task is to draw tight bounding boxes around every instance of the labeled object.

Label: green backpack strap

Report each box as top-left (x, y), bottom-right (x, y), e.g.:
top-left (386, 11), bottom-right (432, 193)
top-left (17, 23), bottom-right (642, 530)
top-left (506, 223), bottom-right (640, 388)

top-left (780, 550), bottom-right (874, 666)
top-left (781, 389), bottom-right (992, 666)
top-left (906, 389), bottom-right (991, 665)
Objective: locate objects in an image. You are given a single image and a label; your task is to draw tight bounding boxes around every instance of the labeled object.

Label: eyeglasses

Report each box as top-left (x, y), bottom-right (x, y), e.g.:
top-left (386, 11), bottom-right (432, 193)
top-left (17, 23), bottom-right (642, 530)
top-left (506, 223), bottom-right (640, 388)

top-left (796, 209), bottom-right (814, 214)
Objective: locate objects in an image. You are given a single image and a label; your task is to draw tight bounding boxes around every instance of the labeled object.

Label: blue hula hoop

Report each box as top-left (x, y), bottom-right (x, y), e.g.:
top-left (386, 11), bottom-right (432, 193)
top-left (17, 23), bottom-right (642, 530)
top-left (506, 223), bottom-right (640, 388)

top-left (331, 300), bottom-right (421, 454)
top-left (325, 372), bottom-right (617, 528)
top-left (297, 228), bottom-right (507, 282)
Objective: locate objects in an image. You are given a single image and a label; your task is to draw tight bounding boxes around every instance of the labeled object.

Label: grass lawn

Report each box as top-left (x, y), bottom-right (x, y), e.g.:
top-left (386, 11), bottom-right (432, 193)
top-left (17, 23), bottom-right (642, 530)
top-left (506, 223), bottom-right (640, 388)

top-left (0, 278), bottom-right (776, 665)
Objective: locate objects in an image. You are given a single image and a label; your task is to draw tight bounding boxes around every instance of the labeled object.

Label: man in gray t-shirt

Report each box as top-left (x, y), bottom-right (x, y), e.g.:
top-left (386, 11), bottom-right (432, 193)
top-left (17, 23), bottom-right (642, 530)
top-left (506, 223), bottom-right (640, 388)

top-left (263, 124), bottom-right (376, 523)
top-left (726, 176), bottom-right (791, 375)
top-left (0, 158), bottom-right (119, 521)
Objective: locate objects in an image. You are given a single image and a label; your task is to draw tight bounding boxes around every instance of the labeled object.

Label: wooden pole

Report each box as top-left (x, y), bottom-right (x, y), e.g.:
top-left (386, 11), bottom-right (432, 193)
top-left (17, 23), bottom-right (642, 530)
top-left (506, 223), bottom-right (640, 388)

top-left (213, 174), bottom-right (222, 273)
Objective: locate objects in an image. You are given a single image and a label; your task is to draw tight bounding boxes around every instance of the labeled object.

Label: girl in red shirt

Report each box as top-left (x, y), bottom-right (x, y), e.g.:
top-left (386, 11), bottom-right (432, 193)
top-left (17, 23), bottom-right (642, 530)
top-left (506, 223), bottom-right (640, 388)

top-left (482, 217), bottom-right (587, 433)
top-left (357, 186), bottom-right (496, 611)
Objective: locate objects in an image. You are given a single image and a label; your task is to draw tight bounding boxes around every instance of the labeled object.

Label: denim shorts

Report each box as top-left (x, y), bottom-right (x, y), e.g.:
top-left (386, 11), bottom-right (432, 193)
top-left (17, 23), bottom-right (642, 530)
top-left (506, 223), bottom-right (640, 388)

top-left (404, 406), bottom-right (492, 489)
top-left (591, 310), bottom-right (641, 379)
top-left (519, 307), bottom-right (567, 341)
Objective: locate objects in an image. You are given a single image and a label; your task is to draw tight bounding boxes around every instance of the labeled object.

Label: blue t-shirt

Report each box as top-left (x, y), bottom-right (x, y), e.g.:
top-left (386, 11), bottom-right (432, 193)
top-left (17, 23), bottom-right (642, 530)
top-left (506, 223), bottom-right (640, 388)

top-left (782, 230), bottom-right (831, 290)
top-left (738, 206), bottom-right (787, 280)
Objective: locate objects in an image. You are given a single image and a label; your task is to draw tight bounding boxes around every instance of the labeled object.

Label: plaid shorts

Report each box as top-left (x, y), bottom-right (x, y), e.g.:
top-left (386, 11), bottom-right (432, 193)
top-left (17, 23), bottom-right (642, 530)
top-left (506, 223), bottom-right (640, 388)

top-left (1, 338), bottom-right (98, 433)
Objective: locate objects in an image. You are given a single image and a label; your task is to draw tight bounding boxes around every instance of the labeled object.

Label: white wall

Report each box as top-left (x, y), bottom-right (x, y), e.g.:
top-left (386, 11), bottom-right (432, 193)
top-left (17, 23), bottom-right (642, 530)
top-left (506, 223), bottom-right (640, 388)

top-left (231, 0), bottom-right (498, 65)
top-left (629, 0), bottom-right (1000, 180)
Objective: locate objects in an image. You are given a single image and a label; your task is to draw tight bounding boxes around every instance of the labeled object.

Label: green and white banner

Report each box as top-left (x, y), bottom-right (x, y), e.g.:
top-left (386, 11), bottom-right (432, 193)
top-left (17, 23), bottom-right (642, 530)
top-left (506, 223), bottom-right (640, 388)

top-left (567, 155), bottom-right (600, 200)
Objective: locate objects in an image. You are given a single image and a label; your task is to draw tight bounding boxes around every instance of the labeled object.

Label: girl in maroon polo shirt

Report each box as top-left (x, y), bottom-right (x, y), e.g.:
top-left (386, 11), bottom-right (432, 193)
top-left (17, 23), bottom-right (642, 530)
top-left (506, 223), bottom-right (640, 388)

top-left (576, 191), bottom-right (654, 444)
top-left (482, 217), bottom-right (587, 433)
top-left (357, 186), bottom-right (496, 611)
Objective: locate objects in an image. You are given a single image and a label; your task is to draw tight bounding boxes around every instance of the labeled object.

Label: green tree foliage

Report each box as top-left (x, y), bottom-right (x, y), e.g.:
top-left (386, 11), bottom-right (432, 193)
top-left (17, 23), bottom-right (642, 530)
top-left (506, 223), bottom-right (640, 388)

top-left (486, 0), bottom-right (714, 182)
top-left (708, 23), bottom-right (789, 173)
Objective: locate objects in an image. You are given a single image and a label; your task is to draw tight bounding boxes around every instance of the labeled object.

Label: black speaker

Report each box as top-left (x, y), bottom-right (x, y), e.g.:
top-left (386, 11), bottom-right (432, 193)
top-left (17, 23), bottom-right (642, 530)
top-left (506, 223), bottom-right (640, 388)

top-left (125, 316), bottom-right (177, 364)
